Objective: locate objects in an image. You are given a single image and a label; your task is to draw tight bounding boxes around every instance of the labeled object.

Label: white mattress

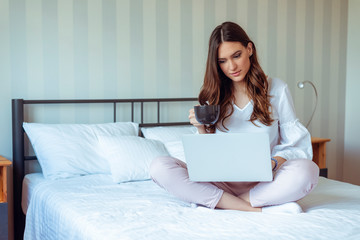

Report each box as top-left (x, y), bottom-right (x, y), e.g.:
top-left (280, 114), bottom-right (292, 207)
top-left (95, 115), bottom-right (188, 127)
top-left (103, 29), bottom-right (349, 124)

top-left (23, 174), bottom-right (360, 240)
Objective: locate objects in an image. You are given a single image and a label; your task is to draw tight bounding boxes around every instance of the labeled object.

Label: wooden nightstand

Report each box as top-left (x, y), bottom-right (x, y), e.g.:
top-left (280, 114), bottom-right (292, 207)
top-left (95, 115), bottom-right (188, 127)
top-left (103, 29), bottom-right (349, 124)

top-left (311, 137), bottom-right (331, 178)
top-left (0, 156), bottom-right (11, 240)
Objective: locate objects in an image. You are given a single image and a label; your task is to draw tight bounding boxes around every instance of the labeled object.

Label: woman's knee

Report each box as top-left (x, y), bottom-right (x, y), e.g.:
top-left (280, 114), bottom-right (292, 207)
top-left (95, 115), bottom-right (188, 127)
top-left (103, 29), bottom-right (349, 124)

top-left (299, 160), bottom-right (319, 181)
top-left (250, 160), bottom-right (320, 206)
top-left (290, 159), bottom-right (319, 194)
top-left (149, 156), bottom-right (181, 181)
top-left (150, 156), bottom-right (169, 179)
top-left (306, 160), bottom-right (319, 189)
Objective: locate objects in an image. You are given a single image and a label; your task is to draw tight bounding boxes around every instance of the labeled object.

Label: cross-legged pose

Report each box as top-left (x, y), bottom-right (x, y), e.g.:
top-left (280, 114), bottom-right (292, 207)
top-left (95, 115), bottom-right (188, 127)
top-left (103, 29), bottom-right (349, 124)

top-left (150, 21), bottom-right (319, 213)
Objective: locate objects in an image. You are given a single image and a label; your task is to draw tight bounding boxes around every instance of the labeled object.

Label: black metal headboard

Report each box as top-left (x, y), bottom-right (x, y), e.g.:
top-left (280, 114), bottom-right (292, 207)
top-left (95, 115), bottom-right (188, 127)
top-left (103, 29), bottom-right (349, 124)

top-left (11, 97), bottom-right (197, 240)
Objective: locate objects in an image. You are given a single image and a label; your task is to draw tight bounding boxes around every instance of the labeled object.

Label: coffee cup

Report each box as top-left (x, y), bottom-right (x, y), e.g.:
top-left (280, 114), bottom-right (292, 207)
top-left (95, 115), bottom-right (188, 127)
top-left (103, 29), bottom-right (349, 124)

top-left (194, 105), bottom-right (220, 125)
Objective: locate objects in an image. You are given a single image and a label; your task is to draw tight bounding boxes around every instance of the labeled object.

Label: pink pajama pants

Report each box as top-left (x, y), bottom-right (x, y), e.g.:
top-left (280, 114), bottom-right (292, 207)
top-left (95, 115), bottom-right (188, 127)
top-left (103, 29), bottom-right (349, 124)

top-left (150, 156), bottom-right (319, 209)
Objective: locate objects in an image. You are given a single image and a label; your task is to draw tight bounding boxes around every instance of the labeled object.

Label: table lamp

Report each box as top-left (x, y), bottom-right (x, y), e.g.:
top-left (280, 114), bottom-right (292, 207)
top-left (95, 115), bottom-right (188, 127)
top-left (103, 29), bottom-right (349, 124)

top-left (297, 81), bottom-right (318, 128)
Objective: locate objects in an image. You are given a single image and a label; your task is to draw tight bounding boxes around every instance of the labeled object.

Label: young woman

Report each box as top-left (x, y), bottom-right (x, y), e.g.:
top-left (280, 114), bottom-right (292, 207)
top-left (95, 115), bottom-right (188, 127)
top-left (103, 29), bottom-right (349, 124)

top-left (150, 22), bottom-right (319, 213)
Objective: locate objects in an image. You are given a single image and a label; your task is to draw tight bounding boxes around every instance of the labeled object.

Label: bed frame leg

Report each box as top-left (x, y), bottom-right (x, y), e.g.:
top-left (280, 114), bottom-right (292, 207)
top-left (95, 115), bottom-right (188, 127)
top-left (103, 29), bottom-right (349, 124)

top-left (12, 99), bottom-right (25, 240)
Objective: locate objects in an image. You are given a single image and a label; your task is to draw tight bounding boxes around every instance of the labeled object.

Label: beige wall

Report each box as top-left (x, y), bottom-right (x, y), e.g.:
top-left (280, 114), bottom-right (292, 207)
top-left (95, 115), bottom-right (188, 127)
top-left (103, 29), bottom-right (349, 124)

top-left (0, 0), bottom-right (350, 239)
top-left (344, 0), bottom-right (360, 185)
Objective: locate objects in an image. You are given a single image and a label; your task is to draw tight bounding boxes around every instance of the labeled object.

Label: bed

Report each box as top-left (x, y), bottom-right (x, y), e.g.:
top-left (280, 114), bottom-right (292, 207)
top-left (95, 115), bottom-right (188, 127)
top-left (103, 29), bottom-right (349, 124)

top-left (12, 98), bottom-right (360, 240)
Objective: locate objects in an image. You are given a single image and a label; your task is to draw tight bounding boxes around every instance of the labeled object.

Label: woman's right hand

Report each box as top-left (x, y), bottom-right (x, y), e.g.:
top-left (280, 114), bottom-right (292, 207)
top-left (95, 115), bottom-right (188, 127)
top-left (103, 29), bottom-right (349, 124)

top-left (189, 108), bottom-right (207, 134)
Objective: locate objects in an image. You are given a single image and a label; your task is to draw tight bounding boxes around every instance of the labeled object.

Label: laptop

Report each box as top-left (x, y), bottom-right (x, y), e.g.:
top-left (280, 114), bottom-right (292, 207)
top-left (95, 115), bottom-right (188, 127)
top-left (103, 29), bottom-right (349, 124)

top-left (182, 133), bottom-right (273, 182)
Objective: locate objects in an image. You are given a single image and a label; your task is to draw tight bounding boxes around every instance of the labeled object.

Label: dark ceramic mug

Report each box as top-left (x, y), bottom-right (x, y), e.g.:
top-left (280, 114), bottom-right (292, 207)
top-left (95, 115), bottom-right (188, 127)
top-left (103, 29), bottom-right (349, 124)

top-left (194, 105), bottom-right (220, 125)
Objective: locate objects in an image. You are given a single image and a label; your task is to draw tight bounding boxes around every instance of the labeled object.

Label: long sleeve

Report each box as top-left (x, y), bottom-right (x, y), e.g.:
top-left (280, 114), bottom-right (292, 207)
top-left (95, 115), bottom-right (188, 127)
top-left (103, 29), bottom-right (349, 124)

top-left (271, 81), bottom-right (313, 161)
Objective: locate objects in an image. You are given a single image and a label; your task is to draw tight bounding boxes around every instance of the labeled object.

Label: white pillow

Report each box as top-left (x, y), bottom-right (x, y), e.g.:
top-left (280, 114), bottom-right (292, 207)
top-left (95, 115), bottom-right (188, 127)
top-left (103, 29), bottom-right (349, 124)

top-left (98, 136), bottom-right (169, 183)
top-left (23, 122), bottom-right (139, 180)
top-left (141, 126), bottom-right (197, 163)
top-left (141, 126), bottom-right (197, 143)
top-left (164, 141), bottom-right (186, 162)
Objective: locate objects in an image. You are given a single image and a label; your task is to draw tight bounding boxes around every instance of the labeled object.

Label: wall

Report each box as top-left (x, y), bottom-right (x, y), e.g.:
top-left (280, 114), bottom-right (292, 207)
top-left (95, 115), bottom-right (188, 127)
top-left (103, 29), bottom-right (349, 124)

top-left (344, 0), bottom-right (360, 185)
top-left (0, 0), bottom-right (349, 239)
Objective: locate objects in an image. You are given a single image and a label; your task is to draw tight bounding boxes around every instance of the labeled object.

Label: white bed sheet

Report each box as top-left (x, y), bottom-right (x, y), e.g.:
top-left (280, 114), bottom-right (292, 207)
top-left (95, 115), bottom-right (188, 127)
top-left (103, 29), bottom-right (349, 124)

top-left (24, 175), bottom-right (360, 240)
top-left (22, 173), bottom-right (46, 214)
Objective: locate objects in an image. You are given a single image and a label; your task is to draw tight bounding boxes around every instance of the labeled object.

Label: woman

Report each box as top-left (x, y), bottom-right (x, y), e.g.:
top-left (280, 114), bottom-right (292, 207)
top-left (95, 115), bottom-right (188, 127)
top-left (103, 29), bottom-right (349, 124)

top-left (150, 22), bottom-right (319, 213)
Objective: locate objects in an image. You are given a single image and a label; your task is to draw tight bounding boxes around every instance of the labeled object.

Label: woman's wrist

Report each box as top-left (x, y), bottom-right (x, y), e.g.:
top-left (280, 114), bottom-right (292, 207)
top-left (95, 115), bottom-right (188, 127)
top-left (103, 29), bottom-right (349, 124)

top-left (271, 156), bottom-right (287, 170)
top-left (271, 158), bottom-right (278, 171)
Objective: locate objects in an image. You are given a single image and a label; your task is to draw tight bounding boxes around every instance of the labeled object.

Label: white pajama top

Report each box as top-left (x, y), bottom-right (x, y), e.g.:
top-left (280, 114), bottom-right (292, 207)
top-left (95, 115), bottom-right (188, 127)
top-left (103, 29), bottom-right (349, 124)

top-left (216, 77), bottom-right (313, 161)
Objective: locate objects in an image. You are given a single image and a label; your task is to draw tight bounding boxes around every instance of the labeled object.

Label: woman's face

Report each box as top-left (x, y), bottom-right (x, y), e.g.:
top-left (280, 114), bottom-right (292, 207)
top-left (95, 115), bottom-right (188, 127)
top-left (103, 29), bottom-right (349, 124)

top-left (217, 41), bottom-right (253, 83)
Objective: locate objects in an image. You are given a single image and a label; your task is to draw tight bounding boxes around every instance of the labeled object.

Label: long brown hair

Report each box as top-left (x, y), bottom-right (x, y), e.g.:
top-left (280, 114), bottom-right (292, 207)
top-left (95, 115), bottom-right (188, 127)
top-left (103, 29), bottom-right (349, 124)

top-left (198, 21), bottom-right (273, 133)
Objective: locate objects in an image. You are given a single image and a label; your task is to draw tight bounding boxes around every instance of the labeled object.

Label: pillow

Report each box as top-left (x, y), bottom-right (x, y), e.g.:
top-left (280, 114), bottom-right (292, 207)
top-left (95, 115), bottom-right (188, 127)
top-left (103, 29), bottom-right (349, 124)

top-left (163, 141), bottom-right (186, 162)
top-left (98, 136), bottom-right (169, 183)
top-left (141, 126), bottom-right (197, 163)
top-left (23, 122), bottom-right (139, 180)
top-left (141, 126), bottom-right (197, 143)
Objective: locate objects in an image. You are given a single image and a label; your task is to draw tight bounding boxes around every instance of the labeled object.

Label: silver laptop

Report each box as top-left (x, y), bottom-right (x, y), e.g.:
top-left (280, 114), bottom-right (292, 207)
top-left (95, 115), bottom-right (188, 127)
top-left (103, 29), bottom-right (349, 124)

top-left (182, 133), bottom-right (272, 182)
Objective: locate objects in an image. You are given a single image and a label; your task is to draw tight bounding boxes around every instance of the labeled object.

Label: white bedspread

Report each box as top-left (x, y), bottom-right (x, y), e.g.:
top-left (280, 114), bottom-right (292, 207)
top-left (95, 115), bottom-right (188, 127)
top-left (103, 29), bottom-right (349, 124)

top-left (24, 175), bottom-right (360, 240)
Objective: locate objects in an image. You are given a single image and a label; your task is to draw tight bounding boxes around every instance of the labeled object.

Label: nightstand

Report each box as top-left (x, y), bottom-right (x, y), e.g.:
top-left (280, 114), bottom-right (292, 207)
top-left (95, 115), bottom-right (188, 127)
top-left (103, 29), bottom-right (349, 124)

top-left (311, 137), bottom-right (331, 178)
top-left (0, 156), bottom-right (11, 240)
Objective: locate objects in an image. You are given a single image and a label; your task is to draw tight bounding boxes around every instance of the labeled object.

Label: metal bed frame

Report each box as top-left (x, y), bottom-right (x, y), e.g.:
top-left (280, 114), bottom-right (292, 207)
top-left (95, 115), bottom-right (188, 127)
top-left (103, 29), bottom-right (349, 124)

top-left (12, 97), bottom-right (197, 240)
